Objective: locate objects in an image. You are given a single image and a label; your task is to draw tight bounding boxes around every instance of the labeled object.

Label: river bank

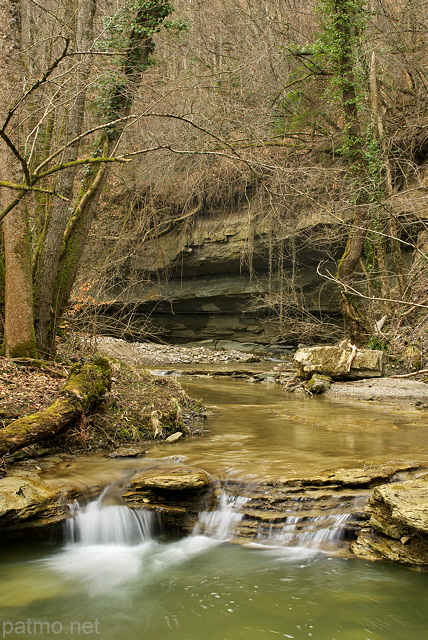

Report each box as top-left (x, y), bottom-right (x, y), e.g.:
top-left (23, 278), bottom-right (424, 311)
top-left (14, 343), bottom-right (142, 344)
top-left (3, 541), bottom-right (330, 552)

top-left (93, 336), bottom-right (428, 408)
top-left (1, 336), bottom-right (427, 569)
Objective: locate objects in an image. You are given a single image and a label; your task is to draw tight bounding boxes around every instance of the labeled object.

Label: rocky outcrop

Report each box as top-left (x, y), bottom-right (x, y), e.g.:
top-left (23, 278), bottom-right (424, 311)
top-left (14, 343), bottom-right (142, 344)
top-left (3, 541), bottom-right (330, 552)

top-left (90, 186), bottom-right (428, 344)
top-left (352, 477), bottom-right (428, 568)
top-left (95, 209), bottom-right (343, 343)
top-left (123, 464), bottom-right (212, 532)
top-left (208, 463), bottom-right (420, 550)
top-left (2, 452), bottom-right (426, 569)
top-left (0, 457), bottom-right (212, 539)
top-left (0, 461), bottom-right (108, 538)
top-left (294, 345), bottom-right (386, 379)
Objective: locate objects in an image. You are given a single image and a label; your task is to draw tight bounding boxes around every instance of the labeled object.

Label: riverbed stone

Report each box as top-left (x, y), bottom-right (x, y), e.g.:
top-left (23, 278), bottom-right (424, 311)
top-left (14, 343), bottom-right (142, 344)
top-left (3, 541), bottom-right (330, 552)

top-left (126, 465), bottom-right (211, 492)
top-left (294, 345), bottom-right (385, 379)
top-left (107, 445), bottom-right (147, 458)
top-left (305, 374), bottom-right (332, 394)
top-left (272, 462), bottom-right (420, 488)
top-left (165, 432), bottom-right (184, 443)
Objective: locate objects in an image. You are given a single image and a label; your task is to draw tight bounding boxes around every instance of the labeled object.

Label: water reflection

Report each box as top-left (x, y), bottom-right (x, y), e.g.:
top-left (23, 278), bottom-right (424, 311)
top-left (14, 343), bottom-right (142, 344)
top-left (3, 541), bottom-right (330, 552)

top-left (146, 377), bottom-right (428, 480)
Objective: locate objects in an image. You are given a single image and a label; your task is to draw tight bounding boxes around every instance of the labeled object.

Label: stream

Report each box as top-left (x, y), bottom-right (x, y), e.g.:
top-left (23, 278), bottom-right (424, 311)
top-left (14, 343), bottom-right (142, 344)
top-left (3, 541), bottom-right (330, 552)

top-left (0, 376), bottom-right (427, 639)
top-left (148, 376), bottom-right (428, 479)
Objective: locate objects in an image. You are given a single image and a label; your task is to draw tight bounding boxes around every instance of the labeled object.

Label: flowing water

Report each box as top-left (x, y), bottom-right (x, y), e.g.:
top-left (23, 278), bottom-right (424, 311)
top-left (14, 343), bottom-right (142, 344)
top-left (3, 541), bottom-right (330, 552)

top-left (146, 376), bottom-right (428, 480)
top-left (0, 376), bottom-right (427, 639)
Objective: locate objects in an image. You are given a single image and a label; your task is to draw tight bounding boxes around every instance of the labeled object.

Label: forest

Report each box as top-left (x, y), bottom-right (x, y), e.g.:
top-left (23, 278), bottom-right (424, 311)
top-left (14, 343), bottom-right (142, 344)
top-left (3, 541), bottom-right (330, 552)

top-left (1, 3), bottom-right (428, 623)
top-left (0, 0), bottom-right (427, 361)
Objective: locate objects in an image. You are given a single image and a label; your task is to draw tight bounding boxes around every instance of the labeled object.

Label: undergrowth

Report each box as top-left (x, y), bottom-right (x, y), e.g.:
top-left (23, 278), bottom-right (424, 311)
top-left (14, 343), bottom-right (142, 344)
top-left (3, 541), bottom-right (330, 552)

top-left (56, 361), bottom-right (206, 452)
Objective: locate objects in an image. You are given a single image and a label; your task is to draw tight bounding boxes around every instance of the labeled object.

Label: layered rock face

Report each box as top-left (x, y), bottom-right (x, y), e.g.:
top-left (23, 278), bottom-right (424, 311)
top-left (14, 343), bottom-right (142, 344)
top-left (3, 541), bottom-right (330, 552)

top-left (0, 457), bottom-right (212, 539)
top-left (92, 185), bottom-right (427, 344)
top-left (98, 208), bottom-right (343, 344)
top-left (352, 477), bottom-right (428, 568)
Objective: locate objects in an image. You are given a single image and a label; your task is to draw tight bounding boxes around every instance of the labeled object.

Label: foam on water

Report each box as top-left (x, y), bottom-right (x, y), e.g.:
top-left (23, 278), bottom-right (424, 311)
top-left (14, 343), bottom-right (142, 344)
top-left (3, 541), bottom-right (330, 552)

top-left (47, 481), bottom-right (354, 598)
top-left (46, 487), bottom-right (226, 595)
top-left (66, 485), bottom-right (153, 546)
top-left (193, 492), bottom-right (249, 540)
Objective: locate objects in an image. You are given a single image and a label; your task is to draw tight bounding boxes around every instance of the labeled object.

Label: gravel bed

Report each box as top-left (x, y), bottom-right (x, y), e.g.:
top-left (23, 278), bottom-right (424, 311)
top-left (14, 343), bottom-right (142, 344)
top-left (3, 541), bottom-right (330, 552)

top-left (95, 336), bottom-right (263, 365)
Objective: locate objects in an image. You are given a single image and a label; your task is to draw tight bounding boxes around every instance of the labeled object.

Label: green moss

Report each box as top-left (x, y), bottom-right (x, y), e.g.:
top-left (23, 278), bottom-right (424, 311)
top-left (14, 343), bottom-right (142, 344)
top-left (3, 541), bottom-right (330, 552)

top-left (0, 358), bottom-right (112, 456)
top-left (7, 338), bottom-right (37, 359)
top-left (306, 374), bottom-right (332, 394)
top-left (61, 357), bottom-right (112, 409)
top-left (60, 362), bottom-right (205, 451)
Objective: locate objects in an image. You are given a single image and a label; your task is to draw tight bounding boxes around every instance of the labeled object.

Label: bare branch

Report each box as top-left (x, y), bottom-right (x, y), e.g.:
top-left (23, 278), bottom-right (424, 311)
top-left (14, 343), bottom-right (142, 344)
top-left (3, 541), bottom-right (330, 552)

top-left (0, 193), bottom-right (26, 224)
top-left (0, 181), bottom-right (69, 201)
top-left (1, 37), bottom-right (70, 132)
top-left (34, 115), bottom-right (138, 175)
top-left (390, 369), bottom-right (428, 378)
top-left (36, 155), bottom-right (131, 180)
top-left (317, 263), bottom-right (428, 310)
top-left (328, 208), bottom-right (428, 261)
top-left (0, 130), bottom-right (31, 185)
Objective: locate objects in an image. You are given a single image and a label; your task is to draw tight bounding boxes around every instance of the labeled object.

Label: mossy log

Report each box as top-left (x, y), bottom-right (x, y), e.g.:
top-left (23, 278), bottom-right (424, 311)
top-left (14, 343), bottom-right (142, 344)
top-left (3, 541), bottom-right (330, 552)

top-left (0, 357), bottom-right (111, 457)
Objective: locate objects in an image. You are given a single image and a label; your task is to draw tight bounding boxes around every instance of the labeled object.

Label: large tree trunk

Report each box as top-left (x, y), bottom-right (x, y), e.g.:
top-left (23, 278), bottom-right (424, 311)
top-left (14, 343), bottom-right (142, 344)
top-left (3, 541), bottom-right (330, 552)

top-left (0, 357), bottom-right (111, 457)
top-left (2, 201), bottom-right (37, 358)
top-left (0, 1), bottom-right (37, 357)
top-left (50, 3), bottom-right (172, 350)
top-left (33, 0), bottom-right (97, 358)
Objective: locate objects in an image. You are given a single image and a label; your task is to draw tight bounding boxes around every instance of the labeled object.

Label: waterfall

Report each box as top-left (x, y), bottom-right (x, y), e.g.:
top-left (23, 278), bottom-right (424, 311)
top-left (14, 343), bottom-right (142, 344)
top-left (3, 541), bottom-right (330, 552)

top-left (192, 484), bottom-right (357, 550)
top-left (193, 491), bottom-right (249, 541)
top-left (65, 480), bottom-right (354, 555)
top-left (66, 485), bottom-right (153, 546)
top-left (255, 512), bottom-right (352, 548)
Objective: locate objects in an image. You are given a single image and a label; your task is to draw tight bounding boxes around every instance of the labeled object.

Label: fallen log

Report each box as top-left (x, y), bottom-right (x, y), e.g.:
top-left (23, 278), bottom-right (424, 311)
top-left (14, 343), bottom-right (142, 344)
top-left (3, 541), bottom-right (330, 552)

top-left (0, 357), bottom-right (111, 457)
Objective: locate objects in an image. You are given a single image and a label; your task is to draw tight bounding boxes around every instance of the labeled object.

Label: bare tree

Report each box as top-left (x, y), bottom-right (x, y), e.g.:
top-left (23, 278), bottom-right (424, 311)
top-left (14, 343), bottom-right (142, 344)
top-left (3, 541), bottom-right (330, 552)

top-left (0, 0), bottom-right (173, 358)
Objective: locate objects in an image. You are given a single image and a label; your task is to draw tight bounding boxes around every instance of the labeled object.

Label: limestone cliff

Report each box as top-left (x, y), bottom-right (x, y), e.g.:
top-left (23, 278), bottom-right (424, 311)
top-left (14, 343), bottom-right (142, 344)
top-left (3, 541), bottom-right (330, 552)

top-left (86, 182), bottom-right (427, 345)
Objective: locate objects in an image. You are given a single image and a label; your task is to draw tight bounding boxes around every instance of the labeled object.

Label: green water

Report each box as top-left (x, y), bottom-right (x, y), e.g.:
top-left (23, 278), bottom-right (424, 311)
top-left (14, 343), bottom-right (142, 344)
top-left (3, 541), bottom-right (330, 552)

top-left (1, 376), bottom-right (427, 639)
top-left (0, 538), bottom-right (427, 640)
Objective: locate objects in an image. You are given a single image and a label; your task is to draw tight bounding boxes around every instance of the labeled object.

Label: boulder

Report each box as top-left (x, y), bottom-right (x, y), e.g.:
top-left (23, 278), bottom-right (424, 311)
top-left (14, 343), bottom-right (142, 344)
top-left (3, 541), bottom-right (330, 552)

top-left (123, 464), bottom-right (213, 532)
top-left (306, 374), bottom-right (332, 394)
top-left (294, 345), bottom-right (385, 379)
top-left (352, 477), bottom-right (428, 568)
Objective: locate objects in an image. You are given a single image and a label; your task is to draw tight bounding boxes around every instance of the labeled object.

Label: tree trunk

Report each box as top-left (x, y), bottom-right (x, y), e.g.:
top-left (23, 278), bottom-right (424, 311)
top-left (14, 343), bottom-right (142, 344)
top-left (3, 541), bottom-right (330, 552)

top-left (33, 0), bottom-right (97, 357)
top-left (0, 357), bottom-right (111, 457)
top-left (50, 3), bottom-right (172, 350)
top-left (0, 1), bottom-right (37, 357)
top-left (2, 200), bottom-right (37, 357)
top-left (327, 0), bottom-right (370, 337)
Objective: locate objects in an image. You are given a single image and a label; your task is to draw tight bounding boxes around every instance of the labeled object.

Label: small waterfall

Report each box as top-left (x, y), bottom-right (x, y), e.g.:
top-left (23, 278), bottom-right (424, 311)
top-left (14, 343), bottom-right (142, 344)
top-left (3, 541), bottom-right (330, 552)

top-left (66, 485), bottom-right (153, 546)
top-left (255, 512), bottom-right (353, 548)
top-left (193, 491), bottom-right (249, 541)
top-left (192, 484), bottom-right (357, 550)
